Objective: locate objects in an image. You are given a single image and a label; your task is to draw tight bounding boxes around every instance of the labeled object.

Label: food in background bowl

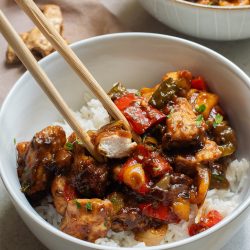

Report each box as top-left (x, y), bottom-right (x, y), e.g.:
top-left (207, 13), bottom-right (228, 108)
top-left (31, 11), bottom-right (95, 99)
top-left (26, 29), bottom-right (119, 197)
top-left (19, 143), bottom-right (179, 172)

top-left (139, 0), bottom-right (250, 40)
top-left (185, 0), bottom-right (250, 5)
top-left (16, 69), bottom-right (248, 247)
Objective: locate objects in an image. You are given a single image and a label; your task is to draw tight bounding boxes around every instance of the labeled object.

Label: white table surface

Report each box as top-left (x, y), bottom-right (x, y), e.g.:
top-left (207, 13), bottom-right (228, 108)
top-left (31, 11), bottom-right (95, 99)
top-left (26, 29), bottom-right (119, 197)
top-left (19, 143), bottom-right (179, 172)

top-left (0, 0), bottom-right (250, 249)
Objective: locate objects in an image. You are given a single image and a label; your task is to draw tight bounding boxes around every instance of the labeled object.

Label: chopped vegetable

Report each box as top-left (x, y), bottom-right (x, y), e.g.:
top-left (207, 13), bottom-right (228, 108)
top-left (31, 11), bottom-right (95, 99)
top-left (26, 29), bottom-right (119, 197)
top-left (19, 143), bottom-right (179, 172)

top-left (191, 76), bottom-right (206, 91)
top-left (64, 182), bottom-right (76, 201)
top-left (140, 83), bottom-right (160, 101)
top-left (108, 82), bottom-right (127, 101)
top-left (196, 114), bottom-right (204, 127)
top-left (139, 202), bottom-right (180, 223)
top-left (155, 174), bottom-right (171, 190)
top-left (134, 145), bottom-right (172, 177)
top-left (191, 167), bottom-right (210, 205)
top-left (188, 89), bottom-right (218, 119)
top-left (74, 199), bottom-right (82, 209)
top-left (85, 202), bottom-right (93, 211)
top-left (114, 93), bottom-right (166, 134)
top-left (173, 197), bottom-right (190, 221)
top-left (65, 142), bottom-right (73, 151)
top-left (213, 114), bottom-right (223, 128)
top-left (212, 122), bottom-right (237, 157)
top-left (189, 210), bottom-right (223, 236)
top-left (149, 78), bottom-right (179, 109)
top-left (195, 104), bottom-right (206, 113)
top-left (118, 160), bottom-right (149, 194)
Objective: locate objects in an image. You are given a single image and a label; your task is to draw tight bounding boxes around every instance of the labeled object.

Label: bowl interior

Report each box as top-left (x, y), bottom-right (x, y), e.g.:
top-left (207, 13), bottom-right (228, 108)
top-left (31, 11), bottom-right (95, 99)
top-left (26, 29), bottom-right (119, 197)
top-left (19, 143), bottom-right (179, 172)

top-left (0, 33), bottom-right (250, 248)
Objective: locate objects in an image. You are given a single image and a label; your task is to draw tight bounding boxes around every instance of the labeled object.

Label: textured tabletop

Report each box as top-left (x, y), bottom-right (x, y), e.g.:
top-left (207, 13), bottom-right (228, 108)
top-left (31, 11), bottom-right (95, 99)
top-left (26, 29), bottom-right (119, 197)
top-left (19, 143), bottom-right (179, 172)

top-left (0, 0), bottom-right (250, 249)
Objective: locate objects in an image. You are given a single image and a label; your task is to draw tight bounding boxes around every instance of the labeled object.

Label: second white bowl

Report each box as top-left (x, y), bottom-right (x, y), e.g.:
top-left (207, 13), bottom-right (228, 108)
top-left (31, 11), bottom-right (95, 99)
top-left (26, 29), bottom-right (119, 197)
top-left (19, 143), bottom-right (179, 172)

top-left (140, 0), bottom-right (250, 41)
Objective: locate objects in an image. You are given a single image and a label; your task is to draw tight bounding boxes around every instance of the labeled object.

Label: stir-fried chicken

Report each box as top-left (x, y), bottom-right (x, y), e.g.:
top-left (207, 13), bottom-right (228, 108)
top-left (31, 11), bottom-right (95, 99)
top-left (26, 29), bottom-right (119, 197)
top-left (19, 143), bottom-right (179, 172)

top-left (175, 139), bottom-right (222, 176)
top-left (16, 69), bottom-right (237, 244)
top-left (91, 121), bottom-right (137, 158)
top-left (61, 199), bottom-right (113, 242)
top-left (164, 98), bottom-right (205, 149)
top-left (70, 144), bottom-right (109, 197)
top-left (17, 126), bottom-right (67, 199)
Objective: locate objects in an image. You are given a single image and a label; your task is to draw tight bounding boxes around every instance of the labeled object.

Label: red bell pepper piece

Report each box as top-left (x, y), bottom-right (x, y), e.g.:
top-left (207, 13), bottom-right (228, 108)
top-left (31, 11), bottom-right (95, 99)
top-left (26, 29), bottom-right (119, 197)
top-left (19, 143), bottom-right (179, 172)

top-left (114, 93), bottom-right (166, 134)
top-left (134, 145), bottom-right (172, 177)
top-left (139, 202), bottom-right (180, 223)
top-left (189, 210), bottom-right (223, 236)
top-left (133, 144), bottom-right (151, 163)
top-left (146, 151), bottom-right (172, 177)
top-left (191, 76), bottom-right (206, 91)
top-left (64, 183), bottom-right (76, 201)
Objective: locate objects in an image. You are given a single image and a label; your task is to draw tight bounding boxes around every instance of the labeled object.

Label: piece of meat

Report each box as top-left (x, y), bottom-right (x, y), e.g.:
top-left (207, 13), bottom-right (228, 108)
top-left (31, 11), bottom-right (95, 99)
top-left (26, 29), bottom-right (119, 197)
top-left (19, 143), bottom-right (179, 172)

top-left (174, 155), bottom-right (198, 177)
top-left (111, 207), bottom-right (149, 232)
top-left (60, 199), bottom-right (113, 242)
top-left (170, 173), bottom-right (193, 186)
top-left (195, 139), bottom-right (222, 163)
top-left (174, 139), bottom-right (222, 176)
top-left (6, 4), bottom-right (65, 64)
top-left (92, 121), bottom-right (137, 158)
top-left (163, 98), bottom-right (205, 150)
top-left (70, 147), bottom-right (109, 197)
top-left (18, 126), bottom-right (67, 199)
top-left (54, 148), bottom-right (72, 174)
top-left (51, 176), bottom-right (76, 215)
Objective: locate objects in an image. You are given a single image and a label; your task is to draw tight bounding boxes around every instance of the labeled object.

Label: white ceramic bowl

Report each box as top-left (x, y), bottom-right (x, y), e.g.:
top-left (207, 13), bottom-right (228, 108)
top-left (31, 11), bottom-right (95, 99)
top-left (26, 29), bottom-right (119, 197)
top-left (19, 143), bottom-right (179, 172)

top-left (139, 0), bottom-right (250, 41)
top-left (0, 33), bottom-right (250, 250)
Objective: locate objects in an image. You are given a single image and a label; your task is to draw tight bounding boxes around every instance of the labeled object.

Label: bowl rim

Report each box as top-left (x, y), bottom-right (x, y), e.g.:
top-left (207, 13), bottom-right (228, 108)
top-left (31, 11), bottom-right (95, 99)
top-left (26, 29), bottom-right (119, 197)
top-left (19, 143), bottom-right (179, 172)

top-left (175, 0), bottom-right (250, 9)
top-left (0, 32), bottom-right (250, 250)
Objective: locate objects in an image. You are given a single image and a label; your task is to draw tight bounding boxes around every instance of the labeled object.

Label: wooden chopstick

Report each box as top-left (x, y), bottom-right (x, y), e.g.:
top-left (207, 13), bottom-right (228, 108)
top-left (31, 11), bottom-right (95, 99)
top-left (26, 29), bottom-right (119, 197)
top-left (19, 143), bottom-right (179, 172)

top-left (15, 0), bottom-right (140, 143)
top-left (0, 10), bottom-right (104, 162)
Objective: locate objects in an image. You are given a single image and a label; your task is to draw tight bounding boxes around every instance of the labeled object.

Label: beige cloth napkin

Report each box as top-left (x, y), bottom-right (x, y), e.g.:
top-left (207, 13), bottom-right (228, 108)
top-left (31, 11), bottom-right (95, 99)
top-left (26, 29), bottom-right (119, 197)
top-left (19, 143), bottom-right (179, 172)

top-left (0, 0), bottom-right (127, 104)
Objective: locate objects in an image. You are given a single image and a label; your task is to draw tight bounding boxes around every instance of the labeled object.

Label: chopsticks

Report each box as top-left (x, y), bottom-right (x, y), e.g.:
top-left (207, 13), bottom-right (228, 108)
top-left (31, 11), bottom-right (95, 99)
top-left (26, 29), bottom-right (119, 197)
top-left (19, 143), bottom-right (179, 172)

top-left (14, 0), bottom-right (140, 143)
top-left (0, 10), bottom-right (103, 162)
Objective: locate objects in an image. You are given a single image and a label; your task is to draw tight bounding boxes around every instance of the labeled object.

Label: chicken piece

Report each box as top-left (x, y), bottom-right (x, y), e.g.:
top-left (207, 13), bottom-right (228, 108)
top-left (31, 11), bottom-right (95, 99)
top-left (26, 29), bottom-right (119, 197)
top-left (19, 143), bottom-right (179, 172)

top-left (18, 126), bottom-right (67, 199)
top-left (60, 199), bottom-right (113, 242)
top-left (51, 176), bottom-right (76, 215)
top-left (91, 121), bottom-right (137, 158)
top-left (174, 155), bottom-right (198, 177)
top-left (6, 4), bottom-right (65, 64)
top-left (135, 225), bottom-right (168, 246)
top-left (175, 139), bottom-right (222, 176)
top-left (111, 207), bottom-right (149, 232)
top-left (54, 148), bottom-right (72, 174)
top-left (70, 145), bottom-right (109, 197)
top-left (164, 98), bottom-right (205, 149)
top-left (195, 139), bottom-right (222, 163)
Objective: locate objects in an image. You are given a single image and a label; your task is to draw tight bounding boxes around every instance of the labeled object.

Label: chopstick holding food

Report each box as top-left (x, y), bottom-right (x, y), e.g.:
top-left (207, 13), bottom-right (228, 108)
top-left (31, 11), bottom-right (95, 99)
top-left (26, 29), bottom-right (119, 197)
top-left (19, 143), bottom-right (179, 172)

top-left (15, 0), bottom-right (140, 143)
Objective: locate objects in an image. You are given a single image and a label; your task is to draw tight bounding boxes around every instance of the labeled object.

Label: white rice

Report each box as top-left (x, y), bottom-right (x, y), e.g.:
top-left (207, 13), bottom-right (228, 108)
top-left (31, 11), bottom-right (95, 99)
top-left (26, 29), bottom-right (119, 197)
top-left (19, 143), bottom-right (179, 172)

top-left (35, 99), bottom-right (250, 247)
